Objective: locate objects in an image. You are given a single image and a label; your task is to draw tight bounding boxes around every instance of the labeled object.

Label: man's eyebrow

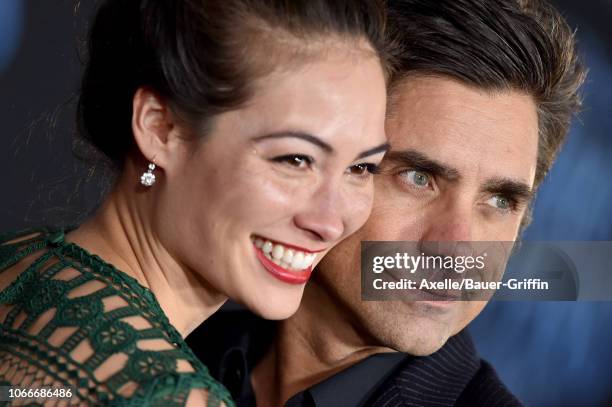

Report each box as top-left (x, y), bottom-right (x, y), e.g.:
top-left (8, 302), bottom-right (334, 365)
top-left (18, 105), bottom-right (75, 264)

top-left (383, 149), bottom-right (461, 181)
top-left (481, 177), bottom-right (534, 201)
top-left (253, 131), bottom-right (333, 153)
top-left (356, 143), bottom-right (390, 159)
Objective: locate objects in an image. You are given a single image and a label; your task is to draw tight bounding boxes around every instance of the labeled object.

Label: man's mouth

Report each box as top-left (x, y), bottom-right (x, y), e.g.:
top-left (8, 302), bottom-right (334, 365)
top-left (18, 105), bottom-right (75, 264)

top-left (251, 235), bottom-right (320, 284)
top-left (386, 267), bottom-right (464, 302)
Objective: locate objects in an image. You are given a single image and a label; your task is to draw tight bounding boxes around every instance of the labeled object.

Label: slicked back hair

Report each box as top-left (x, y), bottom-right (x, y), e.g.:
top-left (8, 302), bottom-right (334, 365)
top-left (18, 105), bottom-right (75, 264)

top-left (387, 0), bottom-right (586, 188)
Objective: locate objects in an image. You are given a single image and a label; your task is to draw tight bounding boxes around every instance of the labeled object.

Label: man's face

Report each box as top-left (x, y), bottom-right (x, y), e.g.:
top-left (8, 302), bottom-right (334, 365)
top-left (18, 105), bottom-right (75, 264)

top-left (313, 76), bottom-right (539, 355)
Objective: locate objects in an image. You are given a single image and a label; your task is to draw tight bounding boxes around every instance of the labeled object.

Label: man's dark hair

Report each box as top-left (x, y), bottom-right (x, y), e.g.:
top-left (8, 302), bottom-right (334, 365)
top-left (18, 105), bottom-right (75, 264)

top-left (387, 0), bottom-right (586, 189)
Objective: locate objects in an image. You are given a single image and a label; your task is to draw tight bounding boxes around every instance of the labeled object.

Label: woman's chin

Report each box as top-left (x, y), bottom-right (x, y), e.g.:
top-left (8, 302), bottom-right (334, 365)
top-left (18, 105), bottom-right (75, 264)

top-left (245, 289), bottom-right (305, 320)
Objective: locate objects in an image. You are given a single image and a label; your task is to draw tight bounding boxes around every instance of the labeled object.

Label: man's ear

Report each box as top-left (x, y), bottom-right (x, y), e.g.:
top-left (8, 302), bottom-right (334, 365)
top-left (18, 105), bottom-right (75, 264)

top-left (131, 87), bottom-right (179, 170)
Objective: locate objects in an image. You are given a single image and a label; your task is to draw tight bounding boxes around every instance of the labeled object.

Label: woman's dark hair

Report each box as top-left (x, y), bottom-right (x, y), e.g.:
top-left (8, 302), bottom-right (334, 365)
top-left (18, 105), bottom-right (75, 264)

top-left (78, 0), bottom-right (388, 168)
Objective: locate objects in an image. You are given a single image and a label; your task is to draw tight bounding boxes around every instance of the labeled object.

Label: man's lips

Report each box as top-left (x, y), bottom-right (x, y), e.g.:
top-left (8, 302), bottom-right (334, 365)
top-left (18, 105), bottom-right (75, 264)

top-left (254, 246), bottom-right (313, 284)
top-left (386, 268), bottom-right (464, 301)
top-left (418, 284), bottom-right (463, 301)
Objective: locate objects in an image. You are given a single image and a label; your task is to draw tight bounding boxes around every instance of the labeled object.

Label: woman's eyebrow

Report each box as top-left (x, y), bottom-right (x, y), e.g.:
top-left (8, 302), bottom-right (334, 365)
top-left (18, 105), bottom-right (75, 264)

top-left (252, 131), bottom-right (333, 153)
top-left (356, 143), bottom-right (390, 159)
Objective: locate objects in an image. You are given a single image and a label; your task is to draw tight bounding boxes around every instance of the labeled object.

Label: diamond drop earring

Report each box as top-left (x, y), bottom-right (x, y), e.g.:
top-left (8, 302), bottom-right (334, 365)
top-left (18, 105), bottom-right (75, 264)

top-left (140, 162), bottom-right (156, 187)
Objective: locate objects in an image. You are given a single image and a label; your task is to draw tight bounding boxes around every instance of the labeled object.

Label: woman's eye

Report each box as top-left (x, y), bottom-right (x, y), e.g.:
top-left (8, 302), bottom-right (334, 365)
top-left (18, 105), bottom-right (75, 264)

top-left (272, 154), bottom-right (314, 169)
top-left (345, 163), bottom-right (379, 178)
top-left (486, 195), bottom-right (513, 211)
top-left (401, 170), bottom-right (432, 188)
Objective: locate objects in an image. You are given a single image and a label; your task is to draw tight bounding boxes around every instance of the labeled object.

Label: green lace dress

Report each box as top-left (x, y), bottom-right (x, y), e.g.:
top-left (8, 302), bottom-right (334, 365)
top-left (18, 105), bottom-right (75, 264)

top-left (0, 228), bottom-right (233, 406)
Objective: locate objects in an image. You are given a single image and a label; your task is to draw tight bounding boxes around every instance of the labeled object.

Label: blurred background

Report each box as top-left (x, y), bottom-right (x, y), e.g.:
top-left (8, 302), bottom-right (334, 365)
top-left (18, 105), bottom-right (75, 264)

top-left (1, 1), bottom-right (611, 406)
top-left (469, 1), bottom-right (612, 406)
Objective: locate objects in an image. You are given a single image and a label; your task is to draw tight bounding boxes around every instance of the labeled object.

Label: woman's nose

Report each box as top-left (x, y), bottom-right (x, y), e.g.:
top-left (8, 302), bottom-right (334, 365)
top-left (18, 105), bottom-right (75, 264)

top-left (293, 186), bottom-right (345, 243)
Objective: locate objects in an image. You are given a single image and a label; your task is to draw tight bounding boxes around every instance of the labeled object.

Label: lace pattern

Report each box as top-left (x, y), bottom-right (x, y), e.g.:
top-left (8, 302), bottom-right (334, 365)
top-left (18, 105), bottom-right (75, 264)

top-left (0, 228), bottom-right (233, 406)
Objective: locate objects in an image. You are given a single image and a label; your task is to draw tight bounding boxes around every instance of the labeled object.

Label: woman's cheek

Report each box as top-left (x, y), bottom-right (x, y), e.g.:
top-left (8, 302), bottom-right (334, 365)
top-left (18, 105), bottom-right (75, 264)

top-left (342, 183), bottom-right (376, 237)
top-left (241, 176), bottom-right (309, 219)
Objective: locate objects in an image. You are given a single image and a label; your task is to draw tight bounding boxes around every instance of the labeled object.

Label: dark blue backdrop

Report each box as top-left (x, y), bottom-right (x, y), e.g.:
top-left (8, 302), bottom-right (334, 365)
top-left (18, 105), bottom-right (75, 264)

top-left (470, 17), bottom-right (612, 407)
top-left (1, 1), bottom-right (611, 406)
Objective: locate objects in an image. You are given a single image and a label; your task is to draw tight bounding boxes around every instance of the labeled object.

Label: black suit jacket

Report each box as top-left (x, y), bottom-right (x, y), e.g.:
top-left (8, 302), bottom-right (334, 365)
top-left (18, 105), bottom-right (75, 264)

top-left (365, 330), bottom-right (522, 407)
top-left (187, 310), bottom-right (523, 407)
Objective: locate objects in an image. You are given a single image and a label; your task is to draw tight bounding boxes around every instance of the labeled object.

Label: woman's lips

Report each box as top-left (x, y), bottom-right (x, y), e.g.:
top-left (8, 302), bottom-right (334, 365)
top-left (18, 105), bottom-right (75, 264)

top-left (252, 236), bottom-right (319, 268)
top-left (252, 235), bottom-right (325, 254)
top-left (251, 235), bottom-right (324, 284)
top-left (254, 245), bottom-right (313, 284)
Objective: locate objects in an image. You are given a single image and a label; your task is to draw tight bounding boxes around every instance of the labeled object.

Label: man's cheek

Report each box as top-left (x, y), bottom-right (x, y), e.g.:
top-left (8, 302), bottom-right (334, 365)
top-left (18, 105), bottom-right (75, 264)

top-left (476, 214), bottom-right (524, 241)
top-left (503, 216), bottom-right (526, 241)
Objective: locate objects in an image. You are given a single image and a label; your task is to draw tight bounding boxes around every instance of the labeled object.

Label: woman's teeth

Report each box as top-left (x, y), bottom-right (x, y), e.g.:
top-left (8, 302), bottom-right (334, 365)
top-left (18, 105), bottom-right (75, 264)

top-left (252, 237), bottom-right (316, 271)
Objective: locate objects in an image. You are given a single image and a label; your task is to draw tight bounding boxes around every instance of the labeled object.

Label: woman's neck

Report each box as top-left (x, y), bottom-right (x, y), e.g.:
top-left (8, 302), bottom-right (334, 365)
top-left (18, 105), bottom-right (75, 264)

top-left (67, 168), bottom-right (227, 337)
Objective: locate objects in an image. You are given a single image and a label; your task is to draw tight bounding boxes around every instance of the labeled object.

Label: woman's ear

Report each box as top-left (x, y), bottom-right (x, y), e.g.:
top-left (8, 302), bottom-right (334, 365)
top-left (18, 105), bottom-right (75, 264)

top-left (131, 87), bottom-right (179, 170)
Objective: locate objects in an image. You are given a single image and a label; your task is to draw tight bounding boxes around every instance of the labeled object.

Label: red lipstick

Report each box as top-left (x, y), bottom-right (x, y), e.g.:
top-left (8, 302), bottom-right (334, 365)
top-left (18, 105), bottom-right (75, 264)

top-left (254, 246), bottom-right (313, 284)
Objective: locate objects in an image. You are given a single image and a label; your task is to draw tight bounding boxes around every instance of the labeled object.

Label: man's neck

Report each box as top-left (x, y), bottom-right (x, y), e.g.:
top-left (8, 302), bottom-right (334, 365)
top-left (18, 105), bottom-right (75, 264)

top-left (251, 281), bottom-right (392, 406)
top-left (66, 164), bottom-right (227, 337)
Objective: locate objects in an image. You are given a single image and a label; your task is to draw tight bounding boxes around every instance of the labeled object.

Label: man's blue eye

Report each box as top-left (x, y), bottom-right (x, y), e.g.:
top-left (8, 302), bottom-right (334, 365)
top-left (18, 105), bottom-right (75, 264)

top-left (403, 170), bottom-right (431, 187)
top-left (487, 195), bottom-right (512, 210)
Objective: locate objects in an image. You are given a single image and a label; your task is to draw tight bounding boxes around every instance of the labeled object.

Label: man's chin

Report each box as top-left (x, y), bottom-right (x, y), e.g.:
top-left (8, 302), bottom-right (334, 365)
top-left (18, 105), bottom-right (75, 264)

top-left (389, 325), bottom-right (456, 356)
top-left (360, 301), bottom-right (464, 356)
top-left (384, 300), bottom-right (489, 356)
top-left (399, 335), bottom-right (452, 356)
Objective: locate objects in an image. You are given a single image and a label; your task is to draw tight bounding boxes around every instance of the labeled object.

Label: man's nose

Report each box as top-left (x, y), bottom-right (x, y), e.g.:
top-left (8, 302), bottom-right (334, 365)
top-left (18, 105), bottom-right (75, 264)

top-left (293, 183), bottom-right (345, 243)
top-left (420, 200), bottom-right (473, 242)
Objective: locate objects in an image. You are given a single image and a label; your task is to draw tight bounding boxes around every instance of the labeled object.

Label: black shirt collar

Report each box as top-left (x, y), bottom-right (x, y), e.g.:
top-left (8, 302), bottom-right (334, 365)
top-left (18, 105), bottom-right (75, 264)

top-left (229, 347), bottom-right (408, 407)
top-left (287, 352), bottom-right (407, 407)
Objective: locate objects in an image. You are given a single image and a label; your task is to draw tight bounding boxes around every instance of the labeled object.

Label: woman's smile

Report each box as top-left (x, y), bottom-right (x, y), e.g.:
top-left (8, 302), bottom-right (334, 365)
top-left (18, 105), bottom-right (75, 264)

top-left (251, 235), bottom-right (324, 284)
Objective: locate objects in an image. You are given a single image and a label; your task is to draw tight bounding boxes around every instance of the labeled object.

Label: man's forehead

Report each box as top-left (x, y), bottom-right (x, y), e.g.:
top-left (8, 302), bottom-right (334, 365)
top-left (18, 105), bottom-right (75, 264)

top-left (385, 76), bottom-right (539, 187)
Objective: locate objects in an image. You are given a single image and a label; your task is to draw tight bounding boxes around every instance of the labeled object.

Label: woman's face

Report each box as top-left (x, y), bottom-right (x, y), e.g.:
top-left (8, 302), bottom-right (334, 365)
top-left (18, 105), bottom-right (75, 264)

top-left (157, 48), bottom-right (387, 319)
